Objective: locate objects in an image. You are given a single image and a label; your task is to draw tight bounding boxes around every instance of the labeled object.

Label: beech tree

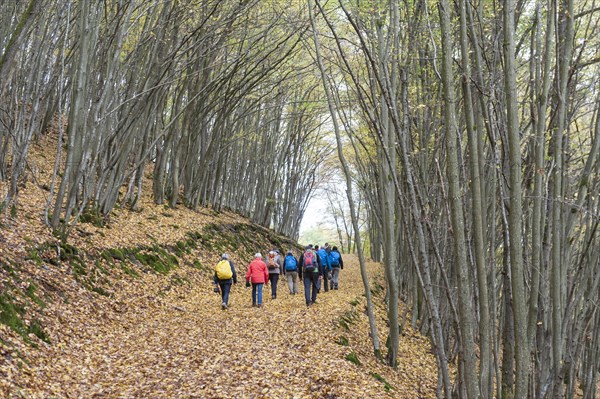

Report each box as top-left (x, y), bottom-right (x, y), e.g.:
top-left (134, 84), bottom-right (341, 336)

top-left (1, 0), bottom-right (599, 397)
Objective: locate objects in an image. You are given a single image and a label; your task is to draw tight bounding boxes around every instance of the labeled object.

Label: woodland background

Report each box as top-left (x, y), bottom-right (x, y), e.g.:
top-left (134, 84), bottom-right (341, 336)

top-left (1, 0), bottom-right (600, 398)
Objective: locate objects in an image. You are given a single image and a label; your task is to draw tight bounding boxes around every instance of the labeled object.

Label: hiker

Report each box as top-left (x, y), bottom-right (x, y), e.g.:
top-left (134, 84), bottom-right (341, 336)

top-left (329, 246), bottom-right (344, 290)
top-left (313, 245), bottom-right (324, 293)
top-left (299, 245), bottom-right (320, 306)
top-left (213, 254), bottom-right (237, 310)
top-left (245, 253), bottom-right (269, 308)
top-left (316, 244), bottom-right (331, 292)
top-left (283, 250), bottom-right (299, 294)
top-left (266, 250), bottom-right (283, 299)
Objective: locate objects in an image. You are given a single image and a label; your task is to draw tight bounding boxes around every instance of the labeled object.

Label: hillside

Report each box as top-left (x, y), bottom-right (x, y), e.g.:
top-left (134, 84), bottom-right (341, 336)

top-left (0, 138), bottom-right (438, 398)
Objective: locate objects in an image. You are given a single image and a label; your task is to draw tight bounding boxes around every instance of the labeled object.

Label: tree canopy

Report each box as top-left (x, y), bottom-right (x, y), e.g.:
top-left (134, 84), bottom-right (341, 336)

top-left (1, 0), bottom-right (600, 397)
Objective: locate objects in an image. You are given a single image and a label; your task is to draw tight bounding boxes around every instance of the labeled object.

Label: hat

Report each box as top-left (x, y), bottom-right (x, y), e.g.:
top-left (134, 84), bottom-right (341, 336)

top-left (269, 250), bottom-right (275, 256)
top-left (255, 252), bottom-right (262, 259)
top-left (287, 250), bottom-right (293, 255)
top-left (221, 253), bottom-right (229, 260)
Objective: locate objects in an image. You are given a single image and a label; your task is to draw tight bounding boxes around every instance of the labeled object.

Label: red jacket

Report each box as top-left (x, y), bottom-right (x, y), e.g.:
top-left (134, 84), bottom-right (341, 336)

top-left (246, 258), bottom-right (269, 284)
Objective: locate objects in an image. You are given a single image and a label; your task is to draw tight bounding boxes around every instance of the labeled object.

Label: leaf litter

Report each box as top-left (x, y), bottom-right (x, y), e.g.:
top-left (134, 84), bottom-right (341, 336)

top-left (0, 135), bottom-right (438, 398)
top-left (5, 254), bottom-right (438, 398)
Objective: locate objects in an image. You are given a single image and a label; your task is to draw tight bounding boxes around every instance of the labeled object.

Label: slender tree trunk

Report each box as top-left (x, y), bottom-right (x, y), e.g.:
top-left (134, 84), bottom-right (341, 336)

top-left (457, 0), bottom-right (491, 393)
top-left (503, 0), bottom-right (530, 394)
top-left (308, 0), bottom-right (382, 360)
top-left (437, 0), bottom-right (480, 395)
top-left (51, 0), bottom-right (94, 233)
top-left (550, 0), bottom-right (574, 395)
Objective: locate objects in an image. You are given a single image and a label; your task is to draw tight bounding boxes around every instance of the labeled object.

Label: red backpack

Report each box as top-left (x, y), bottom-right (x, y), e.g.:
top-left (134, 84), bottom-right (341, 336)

top-left (303, 250), bottom-right (315, 272)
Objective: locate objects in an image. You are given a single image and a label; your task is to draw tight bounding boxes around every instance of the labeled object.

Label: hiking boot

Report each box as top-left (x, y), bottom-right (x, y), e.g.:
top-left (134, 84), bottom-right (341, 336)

top-left (272, 295), bottom-right (276, 299)
top-left (257, 304), bottom-right (263, 308)
top-left (252, 303), bottom-right (257, 307)
top-left (221, 302), bottom-right (227, 310)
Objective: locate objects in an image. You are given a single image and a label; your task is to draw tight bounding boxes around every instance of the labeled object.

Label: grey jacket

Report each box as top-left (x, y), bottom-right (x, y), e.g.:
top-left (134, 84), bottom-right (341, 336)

top-left (266, 253), bottom-right (283, 274)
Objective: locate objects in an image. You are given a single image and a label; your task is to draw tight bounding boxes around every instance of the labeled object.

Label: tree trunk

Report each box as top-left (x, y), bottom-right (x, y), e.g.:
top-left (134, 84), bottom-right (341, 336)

top-left (437, 0), bottom-right (480, 395)
top-left (308, 0), bottom-right (382, 361)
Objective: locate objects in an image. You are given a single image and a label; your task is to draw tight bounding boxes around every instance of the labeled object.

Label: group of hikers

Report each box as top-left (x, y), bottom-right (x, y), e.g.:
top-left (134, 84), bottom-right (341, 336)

top-left (213, 243), bottom-right (344, 309)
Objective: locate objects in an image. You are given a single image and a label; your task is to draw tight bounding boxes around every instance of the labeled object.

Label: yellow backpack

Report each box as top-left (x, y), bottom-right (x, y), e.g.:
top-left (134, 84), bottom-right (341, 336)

top-left (215, 260), bottom-right (233, 280)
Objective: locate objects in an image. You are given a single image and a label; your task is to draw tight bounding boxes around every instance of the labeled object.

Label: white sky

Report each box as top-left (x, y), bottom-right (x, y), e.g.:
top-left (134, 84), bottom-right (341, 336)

top-left (299, 195), bottom-right (329, 233)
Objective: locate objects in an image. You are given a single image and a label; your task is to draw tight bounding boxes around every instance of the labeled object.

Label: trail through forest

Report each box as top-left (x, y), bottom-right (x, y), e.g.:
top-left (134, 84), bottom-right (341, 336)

top-left (13, 254), bottom-right (438, 399)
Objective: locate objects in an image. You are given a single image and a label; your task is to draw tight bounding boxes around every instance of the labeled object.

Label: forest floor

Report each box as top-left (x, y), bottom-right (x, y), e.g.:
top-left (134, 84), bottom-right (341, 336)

top-left (9, 255), bottom-right (439, 399)
top-left (1, 135), bottom-right (439, 398)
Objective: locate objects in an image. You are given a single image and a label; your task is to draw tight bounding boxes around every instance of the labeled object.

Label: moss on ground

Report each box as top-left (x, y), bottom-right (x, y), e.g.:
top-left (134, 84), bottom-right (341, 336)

top-left (370, 372), bottom-right (394, 391)
top-left (0, 291), bottom-right (50, 346)
top-left (2, 220), bottom-right (299, 352)
top-left (338, 309), bottom-right (358, 331)
top-left (345, 351), bottom-right (361, 366)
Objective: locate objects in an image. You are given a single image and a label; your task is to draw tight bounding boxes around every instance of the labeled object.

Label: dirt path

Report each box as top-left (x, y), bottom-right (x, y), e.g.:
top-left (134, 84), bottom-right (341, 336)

top-left (16, 256), bottom-right (437, 398)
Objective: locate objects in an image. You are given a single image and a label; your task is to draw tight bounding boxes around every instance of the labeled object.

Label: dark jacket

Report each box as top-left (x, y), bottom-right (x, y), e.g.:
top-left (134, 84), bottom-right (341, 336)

top-left (330, 249), bottom-right (344, 269)
top-left (214, 260), bottom-right (237, 284)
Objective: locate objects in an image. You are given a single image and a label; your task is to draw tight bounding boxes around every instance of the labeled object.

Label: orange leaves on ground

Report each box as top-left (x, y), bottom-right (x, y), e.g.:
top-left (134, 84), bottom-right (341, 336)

top-left (1, 135), bottom-right (438, 398)
top-left (4, 253), bottom-right (439, 398)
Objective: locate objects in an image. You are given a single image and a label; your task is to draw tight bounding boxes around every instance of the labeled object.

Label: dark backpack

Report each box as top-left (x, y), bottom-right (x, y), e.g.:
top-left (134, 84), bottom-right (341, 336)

top-left (284, 255), bottom-right (297, 271)
top-left (303, 250), bottom-right (315, 272)
top-left (330, 251), bottom-right (341, 267)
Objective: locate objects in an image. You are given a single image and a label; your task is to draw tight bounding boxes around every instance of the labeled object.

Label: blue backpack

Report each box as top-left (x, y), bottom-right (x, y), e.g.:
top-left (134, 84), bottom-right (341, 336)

top-left (330, 251), bottom-right (341, 267)
top-left (317, 248), bottom-right (330, 270)
top-left (284, 255), bottom-right (297, 271)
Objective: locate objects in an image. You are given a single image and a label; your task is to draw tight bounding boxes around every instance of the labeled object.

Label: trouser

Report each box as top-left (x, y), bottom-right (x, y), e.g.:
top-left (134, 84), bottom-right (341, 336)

top-left (322, 269), bottom-right (330, 292)
top-left (303, 272), bottom-right (319, 305)
top-left (331, 267), bottom-right (340, 289)
top-left (251, 283), bottom-right (264, 305)
top-left (286, 271), bottom-right (299, 294)
top-left (269, 273), bottom-right (279, 298)
top-left (218, 282), bottom-right (232, 305)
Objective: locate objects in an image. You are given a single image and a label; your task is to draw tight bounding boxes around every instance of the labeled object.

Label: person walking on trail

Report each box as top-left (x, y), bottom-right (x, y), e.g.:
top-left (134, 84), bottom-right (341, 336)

top-left (299, 245), bottom-right (320, 306)
top-left (316, 244), bottom-right (331, 293)
top-left (266, 250), bottom-right (282, 299)
top-left (246, 253), bottom-right (269, 308)
top-left (283, 250), bottom-right (299, 295)
top-left (214, 254), bottom-right (237, 310)
top-left (313, 245), bottom-right (324, 293)
top-left (329, 246), bottom-right (344, 290)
